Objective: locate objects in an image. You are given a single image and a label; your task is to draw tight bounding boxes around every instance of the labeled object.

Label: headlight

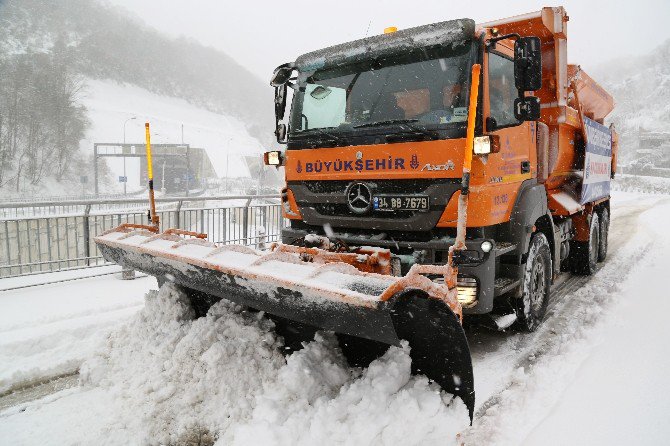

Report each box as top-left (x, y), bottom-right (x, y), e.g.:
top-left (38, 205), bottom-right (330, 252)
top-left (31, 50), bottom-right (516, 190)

top-left (473, 136), bottom-right (491, 155)
top-left (263, 151), bottom-right (283, 166)
top-left (457, 276), bottom-right (478, 308)
top-left (481, 240), bottom-right (493, 253)
top-left (473, 135), bottom-right (500, 155)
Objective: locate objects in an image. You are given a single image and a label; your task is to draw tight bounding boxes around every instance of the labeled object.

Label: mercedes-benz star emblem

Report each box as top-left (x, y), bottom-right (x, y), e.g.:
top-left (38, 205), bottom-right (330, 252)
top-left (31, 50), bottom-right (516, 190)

top-left (346, 182), bottom-right (373, 214)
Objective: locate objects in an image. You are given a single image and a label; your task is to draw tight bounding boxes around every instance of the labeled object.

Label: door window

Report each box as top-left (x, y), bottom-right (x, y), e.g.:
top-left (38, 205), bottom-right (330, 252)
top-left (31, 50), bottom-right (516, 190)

top-left (488, 52), bottom-right (520, 128)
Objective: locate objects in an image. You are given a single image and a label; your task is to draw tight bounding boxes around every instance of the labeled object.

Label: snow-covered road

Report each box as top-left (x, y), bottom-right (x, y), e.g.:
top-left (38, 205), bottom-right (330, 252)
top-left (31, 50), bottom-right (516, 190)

top-left (1, 190), bottom-right (669, 445)
top-left (0, 268), bottom-right (157, 396)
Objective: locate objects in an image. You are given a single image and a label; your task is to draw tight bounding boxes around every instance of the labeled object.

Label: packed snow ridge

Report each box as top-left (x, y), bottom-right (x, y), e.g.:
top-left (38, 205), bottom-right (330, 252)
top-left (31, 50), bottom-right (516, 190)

top-left (79, 283), bottom-right (467, 445)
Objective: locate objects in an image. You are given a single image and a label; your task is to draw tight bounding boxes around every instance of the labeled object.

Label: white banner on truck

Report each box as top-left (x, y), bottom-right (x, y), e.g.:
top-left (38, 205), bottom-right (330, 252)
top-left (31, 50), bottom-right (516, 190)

top-left (580, 117), bottom-right (612, 205)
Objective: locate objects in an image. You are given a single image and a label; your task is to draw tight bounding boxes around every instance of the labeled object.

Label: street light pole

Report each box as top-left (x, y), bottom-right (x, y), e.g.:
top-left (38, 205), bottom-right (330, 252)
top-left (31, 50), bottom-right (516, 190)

top-left (122, 117), bottom-right (136, 195)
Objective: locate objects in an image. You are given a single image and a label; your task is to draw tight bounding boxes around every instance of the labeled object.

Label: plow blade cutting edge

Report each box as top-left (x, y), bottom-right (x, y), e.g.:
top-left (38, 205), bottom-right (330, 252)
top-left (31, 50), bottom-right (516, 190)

top-left (94, 225), bottom-right (475, 420)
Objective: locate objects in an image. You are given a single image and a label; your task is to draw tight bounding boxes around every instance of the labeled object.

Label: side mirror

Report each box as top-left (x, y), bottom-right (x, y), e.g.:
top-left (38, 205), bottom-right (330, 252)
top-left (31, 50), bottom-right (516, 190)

top-left (270, 63), bottom-right (294, 87)
top-left (275, 123), bottom-right (287, 143)
top-left (514, 37), bottom-right (542, 91)
top-left (274, 84), bottom-right (287, 121)
top-left (514, 96), bottom-right (541, 121)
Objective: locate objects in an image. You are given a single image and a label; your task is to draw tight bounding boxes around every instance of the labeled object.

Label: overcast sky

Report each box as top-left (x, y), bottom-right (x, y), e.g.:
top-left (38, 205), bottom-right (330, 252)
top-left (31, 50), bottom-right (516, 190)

top-left (109, 0), bottom-right (669, 81)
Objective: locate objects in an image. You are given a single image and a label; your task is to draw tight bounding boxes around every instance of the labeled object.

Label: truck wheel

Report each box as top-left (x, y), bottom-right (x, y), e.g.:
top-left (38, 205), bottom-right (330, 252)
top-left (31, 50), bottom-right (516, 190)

top-left (514, 232), bottom-right (551, 332)
top-left (570, 213), bottom-right (600, 275)
top-left (598, 208), bottom-right (609, 262)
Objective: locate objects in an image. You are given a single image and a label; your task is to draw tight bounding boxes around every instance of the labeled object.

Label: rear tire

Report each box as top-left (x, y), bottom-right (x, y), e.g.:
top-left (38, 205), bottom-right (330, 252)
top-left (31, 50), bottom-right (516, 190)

top-left (514, 232), bottom-right (551, 332)
top-left (570, 213), bottom-right (600, 275)
top-left (598, 208), bottom-right (609, 262)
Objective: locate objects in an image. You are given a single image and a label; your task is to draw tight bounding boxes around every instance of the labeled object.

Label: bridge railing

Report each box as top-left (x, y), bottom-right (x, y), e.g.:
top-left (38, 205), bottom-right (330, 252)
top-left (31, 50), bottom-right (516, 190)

top-left (0, 195), bottom-right (284, 278)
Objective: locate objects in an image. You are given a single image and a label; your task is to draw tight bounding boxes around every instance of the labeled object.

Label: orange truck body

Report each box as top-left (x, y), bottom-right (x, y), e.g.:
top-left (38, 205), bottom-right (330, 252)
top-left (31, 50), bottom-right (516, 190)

top-left (275, 6), bottom-right (616, 315)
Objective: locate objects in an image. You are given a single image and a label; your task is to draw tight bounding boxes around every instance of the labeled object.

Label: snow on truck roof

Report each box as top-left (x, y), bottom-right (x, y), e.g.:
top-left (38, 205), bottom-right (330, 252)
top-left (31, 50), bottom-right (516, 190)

top-left (294, 18), bottom-right (475, 72)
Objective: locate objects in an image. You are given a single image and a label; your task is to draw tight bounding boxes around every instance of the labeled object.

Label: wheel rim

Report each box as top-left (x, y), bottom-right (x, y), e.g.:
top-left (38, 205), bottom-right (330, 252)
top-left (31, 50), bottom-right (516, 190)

top-left (529, 259), bottom-right (546, 315)
top-left (589, 225), bottom-right (599, 265)
top-left (601, 215), bottom-right (609, 253)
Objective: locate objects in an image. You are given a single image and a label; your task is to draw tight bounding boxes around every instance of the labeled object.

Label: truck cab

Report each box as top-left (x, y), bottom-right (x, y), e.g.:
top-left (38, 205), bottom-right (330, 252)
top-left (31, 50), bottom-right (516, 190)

top-left (267, 7), bottom-right (615, 328)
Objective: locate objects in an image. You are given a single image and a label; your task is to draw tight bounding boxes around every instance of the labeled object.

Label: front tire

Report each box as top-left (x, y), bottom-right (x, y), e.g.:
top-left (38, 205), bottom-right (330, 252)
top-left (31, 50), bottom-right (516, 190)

top-left (514, 232), bottom-right (552, 332)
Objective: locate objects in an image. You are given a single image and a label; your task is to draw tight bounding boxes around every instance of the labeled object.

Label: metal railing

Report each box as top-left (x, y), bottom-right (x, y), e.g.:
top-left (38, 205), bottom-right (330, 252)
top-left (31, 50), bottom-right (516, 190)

top-left (0, 195), bottom-right (284, 278)
top-left (0, 190), bottom-right (145, 204)
top-left (0, 192), bottom-right (261, 219)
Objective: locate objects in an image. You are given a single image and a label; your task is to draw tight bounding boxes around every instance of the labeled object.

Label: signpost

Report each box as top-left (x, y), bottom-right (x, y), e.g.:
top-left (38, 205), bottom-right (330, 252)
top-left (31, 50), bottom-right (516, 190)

top-left (580, 117), bottom-right (612, 205)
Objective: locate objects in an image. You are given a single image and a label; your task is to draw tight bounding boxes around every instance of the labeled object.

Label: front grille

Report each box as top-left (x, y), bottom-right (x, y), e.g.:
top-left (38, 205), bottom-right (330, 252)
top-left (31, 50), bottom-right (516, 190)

top-left (296, 179), bottom-right (457, 194)
top-left (289, 178), bottom-right (460, 230)
top-left (314, 203), bottom-right (417, 219)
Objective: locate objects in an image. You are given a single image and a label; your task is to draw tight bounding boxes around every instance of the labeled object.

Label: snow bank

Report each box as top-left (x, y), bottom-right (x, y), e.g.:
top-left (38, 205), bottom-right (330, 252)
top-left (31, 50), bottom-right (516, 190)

top-left (70, 282), bottom-right (466, 445)
top-left (79, 283), bottom-right (284, 444)
top-left (612, 173), bottom-right (670, 195)
top-left (231, 336), bottom-right (466, 446)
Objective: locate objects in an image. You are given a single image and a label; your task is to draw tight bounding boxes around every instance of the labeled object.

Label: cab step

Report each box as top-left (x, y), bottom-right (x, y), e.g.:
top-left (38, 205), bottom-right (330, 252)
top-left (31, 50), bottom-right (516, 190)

top-left (494, 277), bottom-right (521, 297)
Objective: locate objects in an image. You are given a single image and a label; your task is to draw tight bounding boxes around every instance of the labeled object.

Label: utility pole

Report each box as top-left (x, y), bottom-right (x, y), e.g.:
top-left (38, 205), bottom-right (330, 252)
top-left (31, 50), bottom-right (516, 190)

top-left (185, 145), bottom-right (190, 197)
top-left (94, 144), bottom-right (98, 196)
top-left (161, 161), bottom-right (166, 195)
top-left (225, 153), bottom-right (229, 194)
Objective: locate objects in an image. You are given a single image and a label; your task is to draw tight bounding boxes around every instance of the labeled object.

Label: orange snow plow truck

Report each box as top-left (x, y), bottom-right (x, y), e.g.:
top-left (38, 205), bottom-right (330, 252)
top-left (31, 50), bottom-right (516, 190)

top-left (95, 7), bottom-right (616, 421)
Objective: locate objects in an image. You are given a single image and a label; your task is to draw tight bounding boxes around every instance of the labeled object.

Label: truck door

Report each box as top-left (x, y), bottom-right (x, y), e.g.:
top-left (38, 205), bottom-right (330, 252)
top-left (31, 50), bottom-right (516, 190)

top-left (481, 44), bottom-right (536, 221)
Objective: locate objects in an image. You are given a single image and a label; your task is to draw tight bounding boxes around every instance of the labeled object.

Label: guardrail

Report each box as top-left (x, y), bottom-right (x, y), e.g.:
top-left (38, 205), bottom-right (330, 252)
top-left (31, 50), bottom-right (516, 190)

top-left (0, 195), bottom-right (284, 278)
top-left (0, 190), bottom-right (145, 204)
top-left (0, 193), bottom-right (278, 219)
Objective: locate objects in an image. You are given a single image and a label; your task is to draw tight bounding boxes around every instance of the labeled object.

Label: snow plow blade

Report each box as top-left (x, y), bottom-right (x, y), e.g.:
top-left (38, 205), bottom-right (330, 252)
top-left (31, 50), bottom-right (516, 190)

top-left (94, 224), bottom-right (474, 420)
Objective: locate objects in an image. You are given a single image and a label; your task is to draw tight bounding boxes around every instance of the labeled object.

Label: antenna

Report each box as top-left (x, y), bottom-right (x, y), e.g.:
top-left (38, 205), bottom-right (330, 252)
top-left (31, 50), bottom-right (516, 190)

top-left (364, 20), bottom-right (372, 37)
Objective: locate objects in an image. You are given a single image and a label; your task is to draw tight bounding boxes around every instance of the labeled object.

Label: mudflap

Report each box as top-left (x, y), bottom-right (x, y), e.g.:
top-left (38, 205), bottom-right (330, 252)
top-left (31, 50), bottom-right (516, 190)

top-left (390, 289), bottom-right (475, 423)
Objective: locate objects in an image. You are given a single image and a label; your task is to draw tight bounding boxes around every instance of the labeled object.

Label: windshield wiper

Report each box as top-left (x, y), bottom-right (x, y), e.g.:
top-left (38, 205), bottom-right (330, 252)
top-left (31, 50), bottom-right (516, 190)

top-left (354, 119), bottom-right (420, 128)
top-left (355, 119), bottom-right (438, 140)
top-left (295, 127), bottom-right (347, 144)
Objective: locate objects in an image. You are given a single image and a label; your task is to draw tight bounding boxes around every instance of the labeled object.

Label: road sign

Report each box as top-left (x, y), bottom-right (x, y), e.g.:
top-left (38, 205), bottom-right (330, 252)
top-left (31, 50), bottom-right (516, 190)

top-left (580, 117), bottom-right (612, 205)
top-left (119, 176), bottom-right (128, 183)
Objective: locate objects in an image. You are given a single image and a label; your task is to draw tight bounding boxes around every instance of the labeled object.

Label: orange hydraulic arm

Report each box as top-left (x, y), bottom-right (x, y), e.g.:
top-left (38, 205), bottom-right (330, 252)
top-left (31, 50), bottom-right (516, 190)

top-left (453, 63), bottom-right (481, 251)
top-left (145, 122), bottom-right (160, 228)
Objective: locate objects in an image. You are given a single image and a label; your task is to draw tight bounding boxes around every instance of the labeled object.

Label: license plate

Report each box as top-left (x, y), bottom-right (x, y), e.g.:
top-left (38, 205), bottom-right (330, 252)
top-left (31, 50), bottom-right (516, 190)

top-left (373, 195), bottom-right (429, 211)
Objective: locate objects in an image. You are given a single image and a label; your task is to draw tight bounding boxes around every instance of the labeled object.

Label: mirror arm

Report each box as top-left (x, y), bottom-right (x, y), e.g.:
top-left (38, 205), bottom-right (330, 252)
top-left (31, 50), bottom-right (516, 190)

top-left (485, 33), bottom-right (520, 50)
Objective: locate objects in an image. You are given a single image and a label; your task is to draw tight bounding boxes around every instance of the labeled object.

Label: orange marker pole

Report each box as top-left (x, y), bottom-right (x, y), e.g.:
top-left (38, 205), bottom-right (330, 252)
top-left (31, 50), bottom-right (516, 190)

top-left (453, 63), bottom-right (481, 252)
top-left (145, 122), bottom-right (159, 228)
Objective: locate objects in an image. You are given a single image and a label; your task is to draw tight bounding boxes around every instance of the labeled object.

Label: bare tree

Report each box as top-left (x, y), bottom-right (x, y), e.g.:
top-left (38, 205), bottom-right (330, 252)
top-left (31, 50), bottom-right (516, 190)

top-left (0, 38), bottom-right (88, 192)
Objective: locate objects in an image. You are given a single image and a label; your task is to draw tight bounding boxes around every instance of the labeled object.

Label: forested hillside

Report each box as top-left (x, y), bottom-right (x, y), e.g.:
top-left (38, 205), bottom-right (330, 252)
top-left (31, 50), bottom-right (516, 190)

top-left (594, 39), bottom-right (670, 163)
top-left (0, 0), bottom-right (272, 195)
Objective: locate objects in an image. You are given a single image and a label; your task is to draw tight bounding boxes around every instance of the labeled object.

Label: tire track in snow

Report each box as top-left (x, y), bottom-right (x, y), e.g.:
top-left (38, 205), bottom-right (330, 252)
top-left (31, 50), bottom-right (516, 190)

top-left (464, 197), bottom-right (668, 443)
top-left (0, 373), bottom-right (79, 413)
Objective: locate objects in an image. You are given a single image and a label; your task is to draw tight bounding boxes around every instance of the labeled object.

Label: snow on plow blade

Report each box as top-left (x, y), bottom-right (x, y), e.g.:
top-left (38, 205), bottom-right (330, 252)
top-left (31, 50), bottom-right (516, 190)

top-left (94, 224), bottom-right (475, 419)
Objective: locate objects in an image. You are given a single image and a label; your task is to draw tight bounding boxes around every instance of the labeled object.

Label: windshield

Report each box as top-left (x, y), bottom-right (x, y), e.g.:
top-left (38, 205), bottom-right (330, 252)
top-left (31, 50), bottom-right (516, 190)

top-left (289, 42), bottom-right (474, 136)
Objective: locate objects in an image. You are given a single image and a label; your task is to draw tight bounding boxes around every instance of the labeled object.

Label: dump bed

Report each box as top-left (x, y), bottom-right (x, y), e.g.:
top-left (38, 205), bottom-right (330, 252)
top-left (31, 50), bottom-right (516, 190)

top-left (568, 65), bottom-right (614, 122)
top-left (480, 6), bottom-right (616, 215)
top-left (479, 6), bottom-right (614, 126)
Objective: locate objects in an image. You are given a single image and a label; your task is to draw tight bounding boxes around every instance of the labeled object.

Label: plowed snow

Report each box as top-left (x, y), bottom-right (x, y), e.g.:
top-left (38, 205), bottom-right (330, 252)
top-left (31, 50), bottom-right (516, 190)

top-left (2, 190), bottom-right (670, 445)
